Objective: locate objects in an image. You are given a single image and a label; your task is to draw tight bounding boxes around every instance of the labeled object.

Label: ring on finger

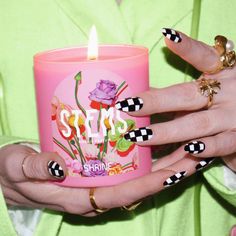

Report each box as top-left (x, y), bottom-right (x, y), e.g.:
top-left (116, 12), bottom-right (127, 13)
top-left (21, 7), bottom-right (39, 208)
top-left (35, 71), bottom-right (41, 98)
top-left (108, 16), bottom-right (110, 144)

top-left (22, 156), bottom-right (29, 179)
top-left (205, 35), bottom-right (236, 74)
top-left (121, 200), bottom-right (143, 211)
top-left (197, 77), bottom-right (221, 109)
top-left (89, 188), bottom-right (108, 214)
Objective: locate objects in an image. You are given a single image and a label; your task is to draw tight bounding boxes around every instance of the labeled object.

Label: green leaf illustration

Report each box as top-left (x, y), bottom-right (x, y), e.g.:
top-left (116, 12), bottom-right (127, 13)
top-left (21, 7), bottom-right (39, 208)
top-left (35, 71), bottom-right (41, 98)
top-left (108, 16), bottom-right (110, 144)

top-left (116, 138), bottom-right (132, 152)
top-left (74, 71), bottom-right (82, 81)
top-left (108, 119), bottom-right (135, 142)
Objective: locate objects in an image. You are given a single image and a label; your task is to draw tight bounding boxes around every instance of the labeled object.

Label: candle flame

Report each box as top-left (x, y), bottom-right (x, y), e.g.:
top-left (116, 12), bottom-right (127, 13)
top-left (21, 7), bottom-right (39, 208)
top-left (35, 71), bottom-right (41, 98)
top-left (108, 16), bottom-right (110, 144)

top-left (87, 25), bottom-right (98, 60)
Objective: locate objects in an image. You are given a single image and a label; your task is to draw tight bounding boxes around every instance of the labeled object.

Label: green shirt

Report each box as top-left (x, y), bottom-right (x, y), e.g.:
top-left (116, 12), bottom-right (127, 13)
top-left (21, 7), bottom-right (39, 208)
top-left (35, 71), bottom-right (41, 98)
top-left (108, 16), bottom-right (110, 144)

top-left (0, 1), bottom-right (236, 235)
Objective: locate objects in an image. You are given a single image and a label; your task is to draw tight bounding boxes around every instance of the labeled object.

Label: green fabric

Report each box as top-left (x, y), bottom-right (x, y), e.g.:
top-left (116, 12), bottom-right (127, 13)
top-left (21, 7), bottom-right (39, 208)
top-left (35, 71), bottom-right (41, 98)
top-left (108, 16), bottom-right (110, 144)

top-left (0, 0), bottom-right (236, 236)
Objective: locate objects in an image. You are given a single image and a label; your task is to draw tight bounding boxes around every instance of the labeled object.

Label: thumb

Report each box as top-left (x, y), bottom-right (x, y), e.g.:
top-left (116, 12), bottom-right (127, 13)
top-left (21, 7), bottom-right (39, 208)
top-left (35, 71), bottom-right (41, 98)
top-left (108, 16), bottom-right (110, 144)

top-left (22, 152), bottom-right (67, 181)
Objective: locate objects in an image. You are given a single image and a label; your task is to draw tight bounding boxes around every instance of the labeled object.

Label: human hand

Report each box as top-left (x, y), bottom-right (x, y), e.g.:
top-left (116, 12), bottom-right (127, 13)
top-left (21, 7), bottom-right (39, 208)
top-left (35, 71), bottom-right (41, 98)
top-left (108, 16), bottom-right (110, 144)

top-left (115, 28), bottom-right (236, 174)
top-left (2, 30), bottom-right (236, 218)
top-left (0, 144), bottom-right (202, 217)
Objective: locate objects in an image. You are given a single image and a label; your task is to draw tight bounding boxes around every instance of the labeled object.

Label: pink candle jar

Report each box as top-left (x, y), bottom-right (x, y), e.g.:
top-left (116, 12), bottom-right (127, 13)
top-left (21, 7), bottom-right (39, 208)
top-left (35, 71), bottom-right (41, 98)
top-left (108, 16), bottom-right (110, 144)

top-left (34, 44), bottom-right (151, 187)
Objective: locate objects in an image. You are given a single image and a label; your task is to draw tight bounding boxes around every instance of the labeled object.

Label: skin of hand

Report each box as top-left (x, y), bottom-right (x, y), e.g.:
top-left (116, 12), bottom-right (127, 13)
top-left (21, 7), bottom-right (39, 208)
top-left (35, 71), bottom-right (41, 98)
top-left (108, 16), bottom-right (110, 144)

top-left (1, 30), bottom-right (235, 217)
top-left (125, 30), bottom-right (236, 172)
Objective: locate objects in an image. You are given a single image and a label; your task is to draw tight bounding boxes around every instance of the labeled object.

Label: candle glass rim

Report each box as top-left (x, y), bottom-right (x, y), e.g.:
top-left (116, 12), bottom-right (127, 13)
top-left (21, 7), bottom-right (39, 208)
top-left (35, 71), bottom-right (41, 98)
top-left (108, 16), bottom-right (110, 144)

top-left (34, 44), bottom-right (148, 65)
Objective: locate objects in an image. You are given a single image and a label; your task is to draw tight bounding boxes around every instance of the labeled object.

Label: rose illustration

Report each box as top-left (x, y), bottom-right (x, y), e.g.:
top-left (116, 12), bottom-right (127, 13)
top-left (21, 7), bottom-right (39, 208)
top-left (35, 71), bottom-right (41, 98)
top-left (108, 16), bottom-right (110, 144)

top-left (82, 160), bottom-right (108, 177)
top-left (89, 80), bottom-right (117, 109)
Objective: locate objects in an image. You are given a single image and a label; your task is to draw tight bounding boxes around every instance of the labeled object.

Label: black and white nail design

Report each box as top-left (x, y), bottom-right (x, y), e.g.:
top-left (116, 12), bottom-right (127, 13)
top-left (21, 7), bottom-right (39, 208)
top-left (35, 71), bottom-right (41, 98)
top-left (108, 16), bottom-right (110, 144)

top-left (161, 28), bottom-right (182, 43)
top-left (163, 171), bottom-right (187, 187)
top-left (124, 127), bottom-right (153, 142)
top-left (195, 158), bottom-right (215, 171)
top-left (48, 161), bottom-right (64, 178)
top-left (184, 141), bottom-right (205, 154)
top-left (115, 97), bottom-right (144, 112)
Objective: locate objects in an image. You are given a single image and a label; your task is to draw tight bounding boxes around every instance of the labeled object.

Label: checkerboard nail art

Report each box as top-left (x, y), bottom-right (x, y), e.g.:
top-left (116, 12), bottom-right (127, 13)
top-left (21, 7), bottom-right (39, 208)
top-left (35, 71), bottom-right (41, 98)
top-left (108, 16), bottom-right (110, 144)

top-left (124, 127), bottom-right (153, 142)
top-left (161, 28), bottom-right (182, 43)
top-left (115, 97), bottom-right (144, 112)
top-left (48, 161), bottom-right (64, 178)
top-left (195, 158), bottom-right (214, 171)
top-left (184, 141), bottom-right (205, 154)
top-left (163, 171), bottom-right (187, 187)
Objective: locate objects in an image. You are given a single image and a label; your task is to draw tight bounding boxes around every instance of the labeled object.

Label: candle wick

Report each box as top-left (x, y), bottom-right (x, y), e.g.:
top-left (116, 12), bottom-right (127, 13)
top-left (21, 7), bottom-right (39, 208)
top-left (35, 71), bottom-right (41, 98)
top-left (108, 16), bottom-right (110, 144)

top-left (88, 56), bottom-right (98, 60)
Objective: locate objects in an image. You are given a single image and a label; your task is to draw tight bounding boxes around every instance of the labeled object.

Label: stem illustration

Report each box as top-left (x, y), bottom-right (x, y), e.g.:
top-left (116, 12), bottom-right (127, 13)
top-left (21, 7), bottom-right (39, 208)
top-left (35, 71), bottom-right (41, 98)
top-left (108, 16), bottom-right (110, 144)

top-left (53, 137), bottom-right (75, 159)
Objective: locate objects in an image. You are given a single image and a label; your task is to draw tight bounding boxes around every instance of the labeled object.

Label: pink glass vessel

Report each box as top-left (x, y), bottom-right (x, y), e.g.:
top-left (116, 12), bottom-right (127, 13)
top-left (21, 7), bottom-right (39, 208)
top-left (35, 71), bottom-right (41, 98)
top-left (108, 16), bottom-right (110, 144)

top-left (34, 45), bottom-right (151, 187)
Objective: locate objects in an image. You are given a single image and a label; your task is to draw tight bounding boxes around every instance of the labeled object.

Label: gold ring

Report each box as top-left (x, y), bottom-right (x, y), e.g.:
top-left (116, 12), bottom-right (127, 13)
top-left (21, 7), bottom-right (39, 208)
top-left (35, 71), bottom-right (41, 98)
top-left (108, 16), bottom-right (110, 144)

top-left (22, 156), bottom-right (29, 179)
top-left (121, 201), bottom-right (143, 211)
top-left (89, 188), bottom-right (108, 213)
top-left (205, 35), bottom-right (235, 74)
top-left (197, 77), bottom-right (221, 108)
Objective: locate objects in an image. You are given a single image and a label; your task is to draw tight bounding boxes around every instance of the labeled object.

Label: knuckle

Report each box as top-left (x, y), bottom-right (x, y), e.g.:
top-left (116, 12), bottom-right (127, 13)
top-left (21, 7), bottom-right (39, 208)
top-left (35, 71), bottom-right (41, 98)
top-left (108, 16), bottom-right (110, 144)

top-left (146, 90), bottom-right (160, 110)
top-left (60, 197), bottom-right (83, 215)
top-left (3, 152), bottom-right (21, 182)
top-left (62, 203), bottom-right (80, 215)
top-left (209, 138), bottom-right (218, 155)
top-left (112, 187), bottom-right (127, 207)
top-left (24, 158), bottom-right (40, 179)
top-left (182, 37), bottom-right (193, 55)
top-left (188, 112), bottom-right (212, 133)
top-left (59, 190), bottom-right (88, 215)
top-left (176, 83), bottom-right (199, 106)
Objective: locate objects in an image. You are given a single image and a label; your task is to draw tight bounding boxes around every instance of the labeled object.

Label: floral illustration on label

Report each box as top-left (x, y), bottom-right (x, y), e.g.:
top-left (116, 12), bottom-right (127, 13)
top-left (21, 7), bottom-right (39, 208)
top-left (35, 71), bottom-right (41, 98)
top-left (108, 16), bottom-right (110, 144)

top-left (51, 70), bottom-right (138, 177)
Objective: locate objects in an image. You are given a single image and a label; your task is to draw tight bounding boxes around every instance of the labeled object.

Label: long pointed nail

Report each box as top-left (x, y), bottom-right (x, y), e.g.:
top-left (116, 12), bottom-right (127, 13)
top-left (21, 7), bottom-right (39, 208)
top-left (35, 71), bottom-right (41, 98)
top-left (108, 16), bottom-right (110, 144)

top-left (48, 161), bottom-right (65, 178)
top-left (124, 127), bottom-right (153, 142)
top-left (115, 97), bottom-right (144, 112)
top-left (195, 158), bottom-right (214, 171)
top-left (184, 141), bottom-right (205, 154)
top-left (163, 171), bottom-right (187, 187)
top-left (161, 28), bottom-right (182, 43)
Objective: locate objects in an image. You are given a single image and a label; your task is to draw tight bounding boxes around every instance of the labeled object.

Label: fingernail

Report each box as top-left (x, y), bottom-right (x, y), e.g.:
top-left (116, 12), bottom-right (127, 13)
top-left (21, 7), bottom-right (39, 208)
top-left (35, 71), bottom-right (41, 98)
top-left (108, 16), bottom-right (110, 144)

top-left (48, 161), bottom-right (64, 178)
top-left (163, 171), bottom-right (187, 187)
top-left (115, 97), bottom-right (144, 112)
top-left (184, 141), bottom-right (205, 154)
top-left (124, 127), bottom-right (153, 142)
top-left (161, 28), bottom-right (182, 43)
top-left (195, 158), bottom-right (215, 171)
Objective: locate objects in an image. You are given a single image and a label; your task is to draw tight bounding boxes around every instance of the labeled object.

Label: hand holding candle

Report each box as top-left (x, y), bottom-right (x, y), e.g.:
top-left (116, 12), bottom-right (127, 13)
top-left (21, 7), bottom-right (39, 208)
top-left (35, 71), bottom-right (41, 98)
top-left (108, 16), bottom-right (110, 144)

top-left (34, 26), bottom-right (151, 187)
top-left (3, 29), bottom-right (233, 217)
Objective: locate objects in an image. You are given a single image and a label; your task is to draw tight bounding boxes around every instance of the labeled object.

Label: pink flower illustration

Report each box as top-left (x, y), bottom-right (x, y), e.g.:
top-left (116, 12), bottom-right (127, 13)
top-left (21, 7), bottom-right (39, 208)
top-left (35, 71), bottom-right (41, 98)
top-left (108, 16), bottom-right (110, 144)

top-left (71, 160), bottom-right (83, 173)
top-left (51, 96), bottom-right (60, 120)
top-left (89, 80), bottom-right (117, 109)
top-left (82, 160), bottom-right (108, 177)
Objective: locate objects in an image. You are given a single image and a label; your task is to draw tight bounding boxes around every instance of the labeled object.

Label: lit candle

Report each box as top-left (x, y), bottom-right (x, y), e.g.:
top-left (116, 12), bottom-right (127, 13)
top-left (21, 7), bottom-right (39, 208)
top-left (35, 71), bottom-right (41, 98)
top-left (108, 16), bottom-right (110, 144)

top-left (87, 25), bottom-right (98, 60)
top-left (34, 26), bottom-right (151, 187)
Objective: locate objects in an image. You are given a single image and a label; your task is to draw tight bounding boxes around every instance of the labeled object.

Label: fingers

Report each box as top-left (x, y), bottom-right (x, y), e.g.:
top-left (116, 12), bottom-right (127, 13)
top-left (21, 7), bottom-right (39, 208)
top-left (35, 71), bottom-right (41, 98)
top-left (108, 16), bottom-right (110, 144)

top-left (184, 131), bottom-right (236, 158)
top-left (115, 76), bottom-right (226, 116)
top-left (95, 148), bottom-right (209, 208)
top-left (21, 152), bottom-right (67, 181)
top-left (116, 83), bottom-right (206, 115)
top-left (161, 28), bottom-right (221, 73)
top-left (1, 144), bottom-right (67, 182)
top-left (124, 108), bottom-right (232, 145)
top-left (16, 181), bottom-right (93, 215)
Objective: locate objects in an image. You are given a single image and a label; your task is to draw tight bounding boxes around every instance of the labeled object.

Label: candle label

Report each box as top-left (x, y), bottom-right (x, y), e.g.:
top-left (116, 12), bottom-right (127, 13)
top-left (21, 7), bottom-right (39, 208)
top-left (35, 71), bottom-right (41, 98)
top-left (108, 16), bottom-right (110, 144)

top-left (51, 69), bottom-right (139, 177)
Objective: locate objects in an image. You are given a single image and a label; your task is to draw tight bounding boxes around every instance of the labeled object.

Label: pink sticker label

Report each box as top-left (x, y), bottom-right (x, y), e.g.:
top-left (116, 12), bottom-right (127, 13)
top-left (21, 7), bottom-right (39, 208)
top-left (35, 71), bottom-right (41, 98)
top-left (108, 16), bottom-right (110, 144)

top-left (51, 69), bottom-right (139, 178)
